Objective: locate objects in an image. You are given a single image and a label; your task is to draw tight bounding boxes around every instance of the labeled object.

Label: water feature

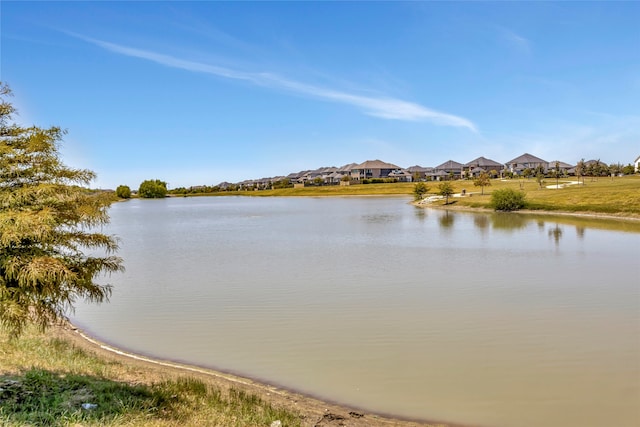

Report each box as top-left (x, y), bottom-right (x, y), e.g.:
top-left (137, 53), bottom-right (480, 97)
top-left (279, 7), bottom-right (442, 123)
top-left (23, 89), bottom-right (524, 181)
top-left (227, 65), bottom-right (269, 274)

top-left (72, 196), bottom-right (640, 427)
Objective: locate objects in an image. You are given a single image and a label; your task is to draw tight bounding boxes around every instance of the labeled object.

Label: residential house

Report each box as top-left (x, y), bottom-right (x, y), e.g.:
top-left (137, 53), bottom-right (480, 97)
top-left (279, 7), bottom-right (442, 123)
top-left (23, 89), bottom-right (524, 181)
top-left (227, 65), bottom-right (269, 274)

top-left (463, 157), bottom-right (503, 177)
top-left (634, 155), bottom-right (640, 173)
top-left (326, 171), bottom-right (347, 185)
top-left (434, 160), bottom-right (464, 179)
top-left (334, 163), bottom-right (358, 185)
top-left (387, 169), bottom-right (413, 182)
top-left (546, 160), bottom-right (574, 175)
top-left (406, 165), bottom-right (434, 180)
top-left (505, 153), bottom-right (548, 175)
top-left (350, 160), bottom-right (402, 181)
top-left (338, 163), bottom-right (358, 175)
top-left (429, 170), bottom-right (448, 181)
top-left (217, 182), bottom-right (234, 190)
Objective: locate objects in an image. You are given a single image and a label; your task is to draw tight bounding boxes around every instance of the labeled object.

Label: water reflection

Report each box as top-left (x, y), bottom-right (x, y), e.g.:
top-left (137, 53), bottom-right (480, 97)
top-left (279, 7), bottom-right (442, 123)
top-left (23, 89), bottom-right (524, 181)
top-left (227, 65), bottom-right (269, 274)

top-left (490, 212), bottom-right (528, 231)
top-left (548, 224), bottom-right (563, 246)
top-left (413, 207), bottom-right (427, 221)
top-left (429, 209), bottom-right (639, 246)
top-left (473, 215), bottom-right (489, 230)
top-left (438, 211), bottom-right (455, 229)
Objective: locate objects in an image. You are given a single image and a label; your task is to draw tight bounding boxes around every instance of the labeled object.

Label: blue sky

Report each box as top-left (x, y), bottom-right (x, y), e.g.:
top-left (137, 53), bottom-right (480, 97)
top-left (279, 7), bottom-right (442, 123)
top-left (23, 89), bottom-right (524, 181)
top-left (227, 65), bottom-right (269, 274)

top-left (2, 1), bottom-right (639, 189)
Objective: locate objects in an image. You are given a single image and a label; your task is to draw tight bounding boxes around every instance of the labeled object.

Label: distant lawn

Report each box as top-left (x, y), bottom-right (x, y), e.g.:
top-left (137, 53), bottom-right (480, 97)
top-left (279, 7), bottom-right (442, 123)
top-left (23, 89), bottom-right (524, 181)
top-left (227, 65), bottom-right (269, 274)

top-left (451, 175), bottom-right (640, 216)
top-left (175, 175), bottom-right (640, 217)
top-left (180, 182), bottom-right (417, 197)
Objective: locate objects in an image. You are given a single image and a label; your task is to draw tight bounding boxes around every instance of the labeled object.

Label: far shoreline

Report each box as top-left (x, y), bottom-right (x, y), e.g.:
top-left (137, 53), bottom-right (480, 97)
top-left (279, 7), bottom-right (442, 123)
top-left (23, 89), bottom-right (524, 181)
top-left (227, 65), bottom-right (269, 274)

top-left (143, 191), bottom-right (640, 223)
top-left (413, 200), bottom-right (640, 223)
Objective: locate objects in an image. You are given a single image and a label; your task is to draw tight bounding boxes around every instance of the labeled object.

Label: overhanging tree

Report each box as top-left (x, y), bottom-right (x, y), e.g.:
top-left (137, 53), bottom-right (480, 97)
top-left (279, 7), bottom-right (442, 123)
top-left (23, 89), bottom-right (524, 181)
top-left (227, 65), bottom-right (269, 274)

top-left (0, 82), bottom-right (123, 337)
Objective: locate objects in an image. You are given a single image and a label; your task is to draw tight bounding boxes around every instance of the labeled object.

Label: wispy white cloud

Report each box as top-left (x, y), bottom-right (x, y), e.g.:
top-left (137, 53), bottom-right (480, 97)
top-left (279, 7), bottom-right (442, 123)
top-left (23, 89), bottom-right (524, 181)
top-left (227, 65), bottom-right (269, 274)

top-left (70, 33), bottom-right (477, 132)
top-left (496, 26), bottom-right (531, 54)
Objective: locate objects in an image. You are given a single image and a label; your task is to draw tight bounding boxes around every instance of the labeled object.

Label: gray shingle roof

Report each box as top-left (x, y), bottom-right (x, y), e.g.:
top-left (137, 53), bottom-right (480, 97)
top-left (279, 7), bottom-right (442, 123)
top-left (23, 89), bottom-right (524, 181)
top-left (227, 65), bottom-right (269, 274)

top-left (547, 160), bottom-right (574, 169)
top-left (464, 156), bottom-right (503, 168)
top-left (353, 159), bottom-right (401, 169)
top-left (506, 153), bottom-right (547, 165)
top-left (434, 160), bottom-right (463, 170)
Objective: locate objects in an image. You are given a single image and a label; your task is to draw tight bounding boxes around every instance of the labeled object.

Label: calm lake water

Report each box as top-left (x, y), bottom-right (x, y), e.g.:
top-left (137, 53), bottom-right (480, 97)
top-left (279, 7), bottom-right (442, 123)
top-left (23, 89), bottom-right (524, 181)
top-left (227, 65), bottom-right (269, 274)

top-left (72, 196), bottom-right (640, 427)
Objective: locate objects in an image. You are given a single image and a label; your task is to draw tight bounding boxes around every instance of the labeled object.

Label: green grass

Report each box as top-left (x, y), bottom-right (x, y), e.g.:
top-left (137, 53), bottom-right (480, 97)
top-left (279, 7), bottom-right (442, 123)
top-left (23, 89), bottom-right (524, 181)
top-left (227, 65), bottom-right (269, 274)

top-left (0, 326), bottom-right (303, 427)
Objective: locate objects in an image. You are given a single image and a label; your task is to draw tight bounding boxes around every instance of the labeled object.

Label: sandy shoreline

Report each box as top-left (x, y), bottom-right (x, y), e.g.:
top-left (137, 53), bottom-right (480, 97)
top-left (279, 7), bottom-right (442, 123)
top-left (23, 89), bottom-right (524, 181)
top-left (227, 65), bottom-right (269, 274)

top-left (55, 322), bottom-right (461, 427)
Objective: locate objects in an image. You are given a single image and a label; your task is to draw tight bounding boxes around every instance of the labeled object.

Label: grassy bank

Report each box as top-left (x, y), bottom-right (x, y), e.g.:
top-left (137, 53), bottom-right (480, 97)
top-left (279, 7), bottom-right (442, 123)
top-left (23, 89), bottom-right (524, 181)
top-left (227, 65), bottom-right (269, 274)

top-left (0, 325), bottom-right (303, 427)
top-left (450, 175), bottom-right (640, 216)
top-left (0, 326), bottom-right (438, 427)
top-left (183, 175), bottom-right (640, 217)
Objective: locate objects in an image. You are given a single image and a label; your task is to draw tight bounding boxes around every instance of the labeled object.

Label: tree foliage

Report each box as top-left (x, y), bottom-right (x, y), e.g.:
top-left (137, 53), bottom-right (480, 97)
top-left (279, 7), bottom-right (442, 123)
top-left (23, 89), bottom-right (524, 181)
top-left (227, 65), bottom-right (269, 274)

top-left (491, 188), bottom-right (527, 211)
top-left (413, 182), bottom-right (429, 201)
top-left (115, 185), bottom-right (131, 199)
top-left (621, 164), bottom-right (635, 175)
top-left (437, 182), bottom-right (454, 204)
top-left (575, 158), bottom-right (586, 185)
top-left (473, 171), bottom-right (491, 195)
top-left (138, 179), bottom-right (167, 198)
top-left (0, 82), bottom-right (123, 337)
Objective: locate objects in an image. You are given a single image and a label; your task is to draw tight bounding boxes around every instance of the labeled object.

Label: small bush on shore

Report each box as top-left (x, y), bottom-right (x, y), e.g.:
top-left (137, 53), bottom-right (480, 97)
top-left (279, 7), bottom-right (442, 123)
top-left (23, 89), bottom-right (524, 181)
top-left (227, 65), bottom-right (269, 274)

top-left (491, 188), bottom-right (527, 211)
top-left (413, 182), bottom-right (430, 201)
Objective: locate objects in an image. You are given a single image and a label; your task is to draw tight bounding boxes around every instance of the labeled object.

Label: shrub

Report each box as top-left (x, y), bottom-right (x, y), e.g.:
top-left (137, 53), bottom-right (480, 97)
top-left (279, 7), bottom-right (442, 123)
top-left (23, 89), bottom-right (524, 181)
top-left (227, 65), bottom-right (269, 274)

top-left (491, 188), bottom-right (527, 211)
top-left (413, 182), bottom-right (430, 201)
top-left (115, 185), bottom-right (131, 199)
top-left (138, 179), bottom-right (167, 198)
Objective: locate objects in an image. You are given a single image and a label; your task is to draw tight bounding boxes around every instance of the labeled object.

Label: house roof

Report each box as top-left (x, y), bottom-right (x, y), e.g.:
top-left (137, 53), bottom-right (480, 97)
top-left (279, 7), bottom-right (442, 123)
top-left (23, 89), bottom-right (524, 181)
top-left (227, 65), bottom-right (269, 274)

top-left (353, 159), bottom-right (401, 170)
top-left (506, 153), bottom-right (547, 165)
top-left (328, 171), bottom-right (346, 178)
top-left (547, 160), bottom-right (574, 169)
top-left (464, 156), bottom-right (503, 168)
top-left (434, 160), bottom-right (463, 170)
top-left (337, 163), bottom-right (358, 173)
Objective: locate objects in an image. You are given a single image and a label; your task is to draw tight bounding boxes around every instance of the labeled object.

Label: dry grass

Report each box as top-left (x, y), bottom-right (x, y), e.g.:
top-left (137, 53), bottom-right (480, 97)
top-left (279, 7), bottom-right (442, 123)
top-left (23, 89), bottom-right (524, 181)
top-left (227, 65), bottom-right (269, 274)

top-left (452, 175), bottom-right (640, 216)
